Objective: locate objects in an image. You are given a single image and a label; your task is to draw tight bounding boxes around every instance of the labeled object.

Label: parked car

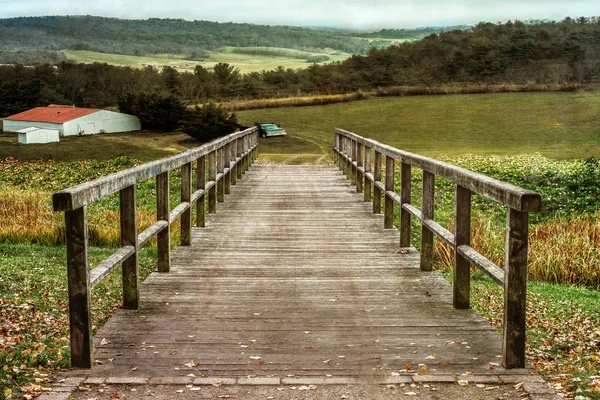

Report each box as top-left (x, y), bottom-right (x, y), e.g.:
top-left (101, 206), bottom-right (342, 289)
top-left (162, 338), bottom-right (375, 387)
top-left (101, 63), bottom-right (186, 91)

top-left (256, 122), bottom-right (287, 138)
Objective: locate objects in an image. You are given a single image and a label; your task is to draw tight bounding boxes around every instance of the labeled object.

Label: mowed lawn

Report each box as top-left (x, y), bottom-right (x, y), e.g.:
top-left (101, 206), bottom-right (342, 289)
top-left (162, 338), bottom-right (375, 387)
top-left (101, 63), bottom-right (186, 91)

top-left (237, 91), bottom-right (600, 163)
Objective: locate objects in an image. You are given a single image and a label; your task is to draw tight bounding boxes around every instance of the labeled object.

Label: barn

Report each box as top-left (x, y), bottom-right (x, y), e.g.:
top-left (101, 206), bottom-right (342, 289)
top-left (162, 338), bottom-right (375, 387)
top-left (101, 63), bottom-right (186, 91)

top-left (3, 105), bottom-right (141, 136)
top-left (17, 127), bottom-right (60, 144)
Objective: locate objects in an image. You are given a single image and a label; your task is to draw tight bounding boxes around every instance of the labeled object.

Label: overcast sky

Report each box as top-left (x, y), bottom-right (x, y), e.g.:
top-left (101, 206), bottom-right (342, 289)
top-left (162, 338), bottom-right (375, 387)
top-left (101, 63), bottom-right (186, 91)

top-left (0, 0), bottom-right (597, 29)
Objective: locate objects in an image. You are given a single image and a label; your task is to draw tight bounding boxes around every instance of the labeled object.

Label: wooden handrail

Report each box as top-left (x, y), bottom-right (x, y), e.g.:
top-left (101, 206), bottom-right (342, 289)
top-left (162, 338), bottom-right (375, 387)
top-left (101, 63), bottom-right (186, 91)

top-left (53, 127), bottom-right (259, 368)
top-left (334, 128), bottom-right (541, 369)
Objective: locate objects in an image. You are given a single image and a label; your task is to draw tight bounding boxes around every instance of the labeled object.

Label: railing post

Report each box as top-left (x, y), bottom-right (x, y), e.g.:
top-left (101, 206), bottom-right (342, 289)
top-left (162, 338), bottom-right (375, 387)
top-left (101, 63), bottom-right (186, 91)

top-left (453, 185), bottom-right (471, 309)
top-left (224, 143), bottom-right (231, 195)
top-left (373, 151), bottom-right (382, 214)
top-left (364, 145), bottom-right (371, 202)
top-left (243, 136), bottom-right (249, 174)
top-left (334, 133), bottom-right (340, 167)
top-left (217, 146), bottom-right (225, 202)
top-left (345, 137), bottom-right (351, 179)
top-left (120, 185), bottom-right (139, 309)
top-left (356, 142), bottom-right (363, 193)
top-left (420, 171), bottom-right (434, 271)
top-left (196, 155), bottom-right (206, 227)
top-left (157, 171), bottom-right (170, 272)
top-left (231, 140), bottom-right (238, 186)
top-left (208, 151), bottom-right (217, 213)
top-left (400, 162), bottom-right (411, 248)
top-left (384, 156), bottom-right (395, 229)
top-left (350, 139), bottom-right (357, 186)
top-left (503, 208), bottom-right (528, 369)
top-left (236, 138), bottom-right (243, 181)
top-left (181, 162), bottom-right (192, 246)
top-left (65, 206), bottom-right (93, 368)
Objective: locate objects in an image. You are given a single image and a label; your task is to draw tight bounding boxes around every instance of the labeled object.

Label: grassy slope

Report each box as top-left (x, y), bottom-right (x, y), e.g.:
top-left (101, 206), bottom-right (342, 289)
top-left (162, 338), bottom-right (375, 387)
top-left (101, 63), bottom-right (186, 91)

top-left (62, 48), bottom-right (352, 73)
top-left (237, 92), bottom-right (600, 163)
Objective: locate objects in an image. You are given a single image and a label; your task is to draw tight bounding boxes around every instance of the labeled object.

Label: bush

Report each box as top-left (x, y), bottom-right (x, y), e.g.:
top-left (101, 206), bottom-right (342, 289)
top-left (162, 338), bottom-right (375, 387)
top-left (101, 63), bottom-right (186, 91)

top-left (118, 92), bottom-right (186, 131)
top-left (180, 103), bottom-right (239, 141)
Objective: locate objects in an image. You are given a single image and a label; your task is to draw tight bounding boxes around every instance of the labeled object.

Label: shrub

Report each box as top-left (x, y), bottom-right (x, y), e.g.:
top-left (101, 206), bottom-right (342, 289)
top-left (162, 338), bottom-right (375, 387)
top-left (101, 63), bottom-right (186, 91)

top-left (180, 103), bottom-right (239, 141)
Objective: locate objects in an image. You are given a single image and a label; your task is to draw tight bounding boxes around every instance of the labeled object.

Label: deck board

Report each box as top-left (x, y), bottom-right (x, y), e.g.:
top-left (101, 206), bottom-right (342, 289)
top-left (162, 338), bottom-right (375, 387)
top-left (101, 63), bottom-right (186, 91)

top-left (72, 164), bottom-right (527, 380)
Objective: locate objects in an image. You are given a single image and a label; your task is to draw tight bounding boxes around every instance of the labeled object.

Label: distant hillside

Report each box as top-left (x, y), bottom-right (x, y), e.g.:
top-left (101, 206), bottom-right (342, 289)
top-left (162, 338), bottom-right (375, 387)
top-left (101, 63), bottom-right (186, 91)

top-left (355, 25), bottom-right (472, 39)
top-left (0, 15), bottom-right (376, 59)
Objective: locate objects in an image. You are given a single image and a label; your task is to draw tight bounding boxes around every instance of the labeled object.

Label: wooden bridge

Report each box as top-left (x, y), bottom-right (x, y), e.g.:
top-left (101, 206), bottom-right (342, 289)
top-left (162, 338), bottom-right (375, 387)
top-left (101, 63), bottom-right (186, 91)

top-left (53, 127), bottom-right (541, 383)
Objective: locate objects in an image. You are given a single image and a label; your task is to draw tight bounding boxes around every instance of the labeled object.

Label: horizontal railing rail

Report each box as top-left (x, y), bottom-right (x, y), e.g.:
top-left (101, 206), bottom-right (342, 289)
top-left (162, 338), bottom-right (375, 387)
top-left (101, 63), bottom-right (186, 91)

top-left (333, 128), bottom-right (541, 369)
top-left (53, 127), bottom-right (259, 368)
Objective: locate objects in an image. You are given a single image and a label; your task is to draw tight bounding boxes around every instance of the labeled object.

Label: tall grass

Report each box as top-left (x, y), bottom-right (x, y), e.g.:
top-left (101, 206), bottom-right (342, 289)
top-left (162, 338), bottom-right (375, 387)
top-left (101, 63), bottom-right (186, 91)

top-left (375, 82), bottom-right (584, 97)
top-left (218, 92), bottom-right (368, 112)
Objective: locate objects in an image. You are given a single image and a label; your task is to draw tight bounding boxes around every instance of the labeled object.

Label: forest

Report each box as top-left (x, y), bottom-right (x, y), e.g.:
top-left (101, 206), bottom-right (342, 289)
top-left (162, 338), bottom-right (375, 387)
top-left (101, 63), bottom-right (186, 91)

top-left (1, 18), bottom-right (599, 118)
top-left (0, 15), bottom-right (379, 59)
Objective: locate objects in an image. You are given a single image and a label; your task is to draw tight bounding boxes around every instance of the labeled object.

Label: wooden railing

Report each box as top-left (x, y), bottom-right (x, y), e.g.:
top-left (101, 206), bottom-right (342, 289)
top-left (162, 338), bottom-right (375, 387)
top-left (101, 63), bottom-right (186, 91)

top-left (333, 128), bottom-right (541, 369)
top-left (53, 127), bottom-right (259, 368)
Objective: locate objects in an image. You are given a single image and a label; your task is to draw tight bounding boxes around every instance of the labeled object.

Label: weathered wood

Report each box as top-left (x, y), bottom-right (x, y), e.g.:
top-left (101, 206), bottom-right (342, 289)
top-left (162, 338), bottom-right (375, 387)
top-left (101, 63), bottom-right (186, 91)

top-left (236, 138), bottom-right (243, 180)
top-left (217, 147), bottom-right (225, 203)
top-left (363, 145), bottom-right (372, 202)
top-left (169, 202), bottom-right (190, 222)
top-left (384, 156), bottom-right (394, 229)
top-left (119, 185), bottom-right (139, 309)
top-left (90, 245), bottom-right (135, 287)
top-left (457, 245), bottom-right (505, 285)
top-left (196, 155), bottom-right (206, 228)
top-left (137, 220), bottom-right (168, 248)
top-left (224, 143), bottom-right (231, 195)
top-left (350, 139), bottom-right (357, 186)
top-left (334, 128), bottom-right (541, 213)
top-left (52, 127), bottom-right (258, 211)
top-left (156, 172), bottom-right (170, 273)
top-left (373, 151), bottom-right (382, 214)
top-left (420, 171), bottom-right (435, 271)
top-left (400, 162), bottom-right (411, 248)
top-left (85, 165), bottom-right (515, 380)
top-left (208, 151), bottom-right (217, 214)
top-left (453, 185), bottom-right (471, 310)
top-left (356, 142), bottom-right (363, 193)
top-left (180, 163), bottom-right (192, 246)
top-left (230, 142), bottom-right (238, 186)
top-left (65, 206), bottom-right (92, 368)
top-left (503, 208), bottom-right (528, 369)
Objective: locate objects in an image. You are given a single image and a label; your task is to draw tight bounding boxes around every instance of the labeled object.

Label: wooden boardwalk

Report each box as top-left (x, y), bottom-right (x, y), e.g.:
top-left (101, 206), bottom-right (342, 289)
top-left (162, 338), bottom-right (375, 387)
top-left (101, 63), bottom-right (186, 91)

top-left (70, 164), bottom-right (529, 382)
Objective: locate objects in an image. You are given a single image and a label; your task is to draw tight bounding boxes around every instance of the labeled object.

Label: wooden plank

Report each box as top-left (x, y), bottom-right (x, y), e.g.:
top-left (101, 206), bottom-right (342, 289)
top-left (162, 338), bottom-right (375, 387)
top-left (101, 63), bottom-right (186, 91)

top-left (385, 156), bottom-right (394, 229)
top-left (195, 155), bottom-right (206, 228)
top-left (373, 151), bottom-right (382, 214)
top-left (65, 206), bottom-right (93, 368)
top-left (137, 220), bottom-right (168, 248)
top-left (457, 245), bottom-right (504, 285)
top-left (169, 202), bottom-right (191, 222)
top-left (454, 185), bottom-right (471, 310)
top-left (335, 128), bottom-right (541, 212)
top-left (224, 143), bottom-right (231, 195)
top-left (156, 172), bottom-right (170, 273)
top-left (217, 147), bottom-right (225, 203)
top-left (90, 245), bottom-right (135, 287)
top-left (53, 127), bottom-right (258, 211)
top-left (208, 151), bottom-right (217, 214)
top-left (119, 185), bottom-right (139, 309)
top-left (400, 162), bottom-right (411, 248)
top-left (423, 219), bottom-right (454, 246)
top-left (356, 141), bottom-right (363, 193)
top-left (364, 145), bottom-right (372, 202)
top-left (503, 208), bottom-right (528, 369)
top-left (231, 141), bottom-right (238, 186)
top-left (420, 171), bottom-right (434, 271)
top-left (180, 163), bottom-right (192, 246)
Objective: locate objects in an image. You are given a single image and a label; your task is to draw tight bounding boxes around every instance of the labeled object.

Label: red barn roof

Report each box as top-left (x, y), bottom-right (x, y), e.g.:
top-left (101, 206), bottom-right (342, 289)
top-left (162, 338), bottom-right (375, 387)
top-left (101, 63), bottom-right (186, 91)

top-left (5, 107), bottom-right (101, 124)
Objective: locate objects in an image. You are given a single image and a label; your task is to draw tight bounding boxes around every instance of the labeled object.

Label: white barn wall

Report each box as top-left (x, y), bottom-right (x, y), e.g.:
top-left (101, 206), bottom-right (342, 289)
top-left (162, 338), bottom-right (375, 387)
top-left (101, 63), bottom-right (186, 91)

top-left (18, 128), bottom-right (60, 144)
top-left (4, 120), bottom-right (63, 134)
top-left (63, 110), bottom-right (140, 136)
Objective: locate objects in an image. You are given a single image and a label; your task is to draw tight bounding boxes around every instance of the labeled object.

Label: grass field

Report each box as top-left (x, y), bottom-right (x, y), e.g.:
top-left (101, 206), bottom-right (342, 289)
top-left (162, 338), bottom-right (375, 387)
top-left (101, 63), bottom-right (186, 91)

top-left (237, 91), bottom-right (600, 163)
top-left (62, 47), bottom-right (352, 73)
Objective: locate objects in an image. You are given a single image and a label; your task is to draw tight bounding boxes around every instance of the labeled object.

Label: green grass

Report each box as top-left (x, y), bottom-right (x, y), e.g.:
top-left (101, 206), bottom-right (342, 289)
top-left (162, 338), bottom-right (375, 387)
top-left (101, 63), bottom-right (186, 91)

top-left (0, 243), bottom-right (157, 399)
top-left (238, 92), bottom-right (600, 162)
top-left (62, 47), bottom-right (352, 73)
top-left (0, 130), bottom-right (201, 162)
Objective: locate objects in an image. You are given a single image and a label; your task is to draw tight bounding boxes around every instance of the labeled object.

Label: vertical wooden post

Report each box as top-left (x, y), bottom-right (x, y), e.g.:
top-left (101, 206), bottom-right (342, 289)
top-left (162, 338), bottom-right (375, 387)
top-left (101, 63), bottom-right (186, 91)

top-left (120, 185), bottom-right (139, 309)
top-left (350, 139), bottom-right (357, 186)
top-left (373, 151), bottom-right (382, 214)
top-left (242, 136), bottom-right (249, 174)
top-left (65, 206), bottom-right (92, 368)
top-left (231, 140), bottom-right (238, 186)
top-left (503, 208), bottom-right (528, 369)
top-left (236, 138), bottom-right (243, 181)
top-left (364, 145), bottom-right (372, 202)
top-left (224, 143), bottom-right (231, 195)
top-left (217, 146), bottom-right (225, 202)
top-left (345, 137), bottom-right (351, 179)
top-left (400, 162), bottom-right (411, 248)
top-left (334, 133), bottom-right (340, 167)
top-left (420, 171), bottom-right (435, 271)
top-left (453, 185), bottom-right (471, 309)
top-left (384, 156), bottom-right (395, 229)
top-left (196, 155), bottom-right (206, 227)
top-left (356, 142), bottom-right (363, 193)
top-left (208, 151), bottom-right (216, 214)
top-left (157, 171), bottom-right (170, 273)
top-left (180, 162), bottom-right (192, 246)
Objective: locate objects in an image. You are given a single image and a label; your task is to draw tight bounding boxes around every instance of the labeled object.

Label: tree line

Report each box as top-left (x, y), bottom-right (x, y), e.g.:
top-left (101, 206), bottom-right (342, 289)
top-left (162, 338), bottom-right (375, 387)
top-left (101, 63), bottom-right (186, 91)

top-left (1, 18), bottom-right (599, 119)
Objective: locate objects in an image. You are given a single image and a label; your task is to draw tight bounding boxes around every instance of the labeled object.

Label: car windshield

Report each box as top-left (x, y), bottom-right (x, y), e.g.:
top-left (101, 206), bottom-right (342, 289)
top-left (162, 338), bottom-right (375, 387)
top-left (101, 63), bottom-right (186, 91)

top-left (260, 124), bottom-right (280, 130)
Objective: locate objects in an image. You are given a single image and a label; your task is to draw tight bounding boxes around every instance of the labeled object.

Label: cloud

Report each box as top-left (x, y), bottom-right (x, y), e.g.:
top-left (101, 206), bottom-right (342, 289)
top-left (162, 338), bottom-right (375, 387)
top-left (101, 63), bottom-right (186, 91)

top-left (0, 0), bottom-right (597, 29)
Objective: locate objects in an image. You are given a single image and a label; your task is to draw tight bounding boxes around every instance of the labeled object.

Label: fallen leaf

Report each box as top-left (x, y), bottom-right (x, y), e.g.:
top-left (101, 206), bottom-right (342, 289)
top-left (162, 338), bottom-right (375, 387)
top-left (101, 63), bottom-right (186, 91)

top-left (131, 366), bottom-right (140, 371)
top-left (100, 338), bottom-right (109, 346)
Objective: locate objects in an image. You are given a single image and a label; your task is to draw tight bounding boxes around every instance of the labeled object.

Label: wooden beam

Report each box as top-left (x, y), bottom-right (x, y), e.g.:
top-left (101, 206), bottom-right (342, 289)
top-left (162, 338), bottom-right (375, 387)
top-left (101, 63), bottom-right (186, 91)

top-left (420, 171), bottom-right (434, 271)
top-left (224, 143), bottom-right (231, 195)
top-left (217, 147), bottom-right (224, 203)
top-left (180, 163), bottom-right (192, 246)
top-left (208, 151), bottom-right (216, 214)
top-left (384, 156), bottom-right (394, 229)
top-left (65, 206), bottom-right (92, 368)
top-left (400, 162), bottom-right (411, 248)
top-left (373, 151), bottom-right (382, 214)
top-left (120, 185), bottom-right (139, 309)
top-left (156, 172), bottom-right (170, 273)
top-left (364, 145), bottom-right (372, 202)
top-left (196, 156), bottom-right (206, 228)
top-left (453, 184), bottom-right (471, 309)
